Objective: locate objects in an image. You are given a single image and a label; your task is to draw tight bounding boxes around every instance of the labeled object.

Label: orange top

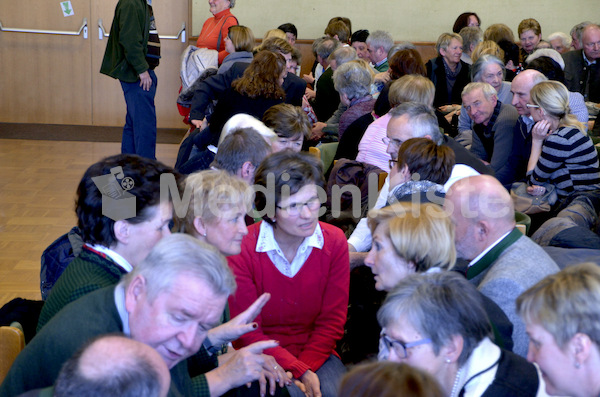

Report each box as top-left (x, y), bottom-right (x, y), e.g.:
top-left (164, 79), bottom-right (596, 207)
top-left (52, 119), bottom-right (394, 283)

top-left (195, 8), bottom-right (238, 64)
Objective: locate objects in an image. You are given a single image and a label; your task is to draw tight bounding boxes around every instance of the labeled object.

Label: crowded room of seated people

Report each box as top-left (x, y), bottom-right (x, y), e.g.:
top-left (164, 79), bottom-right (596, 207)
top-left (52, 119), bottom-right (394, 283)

top-left (2, 2), bottom-right (600, 396)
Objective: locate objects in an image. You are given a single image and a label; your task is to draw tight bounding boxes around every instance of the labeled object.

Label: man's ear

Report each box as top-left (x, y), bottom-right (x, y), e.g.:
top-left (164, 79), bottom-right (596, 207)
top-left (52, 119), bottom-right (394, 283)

top-left (124, 275), bottom-right (146, 314)
top-left (476, 220), bottom-right (491, 241)
top-left (113, 220), bottom-right (130, 245)
top-left (240, 161), bottom-right (254, 179)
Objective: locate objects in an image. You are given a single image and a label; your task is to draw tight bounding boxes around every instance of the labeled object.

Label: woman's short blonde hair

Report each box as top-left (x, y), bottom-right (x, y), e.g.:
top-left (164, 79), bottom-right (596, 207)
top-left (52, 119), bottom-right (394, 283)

top-left (518, 18), bottom-right (542, 37)
top-left (530, 80), bottom-right (585, 133)
top-left (228, 25), bottom-right (255, 52)
top-left (435, 32), bottom-right (462, 53)
top-left (517, 262), bottom-right (600, 348)
top-left (388, 75), bottom-right (435, 108)
top-left (367, 202), bottom-right (456, 272)
top-left (263, 28), bottom-right (286, 41)
top-left (471, 40), bottom-right (505, 64)
top-left (177, 170), bottom-right (253, 237)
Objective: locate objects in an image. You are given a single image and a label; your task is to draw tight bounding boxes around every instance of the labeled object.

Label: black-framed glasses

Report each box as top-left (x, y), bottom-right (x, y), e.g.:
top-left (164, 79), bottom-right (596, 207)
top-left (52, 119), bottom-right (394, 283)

top-left (388, 159), bottom-right (399, 169)
top-left (380, 333), bottom-right (432, 359)
top-left (276, 197), bottom-right (321, 216)
top-left (382, 136), bottom-right (403, 148)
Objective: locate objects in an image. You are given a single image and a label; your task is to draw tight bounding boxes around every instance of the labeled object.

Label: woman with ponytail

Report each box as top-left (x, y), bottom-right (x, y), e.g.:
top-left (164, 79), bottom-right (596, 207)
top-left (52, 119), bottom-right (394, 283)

top-left (527, 80), bottom-right (600, 201)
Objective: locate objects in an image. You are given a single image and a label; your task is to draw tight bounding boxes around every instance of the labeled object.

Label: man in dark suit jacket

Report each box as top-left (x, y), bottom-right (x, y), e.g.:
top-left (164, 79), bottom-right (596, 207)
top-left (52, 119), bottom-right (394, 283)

top-left (563, 24), bottom-right (600, 103)
top-left (189, 37), bottom-right (306, 128)
top-left (311, 37), bottom-right (341, 122)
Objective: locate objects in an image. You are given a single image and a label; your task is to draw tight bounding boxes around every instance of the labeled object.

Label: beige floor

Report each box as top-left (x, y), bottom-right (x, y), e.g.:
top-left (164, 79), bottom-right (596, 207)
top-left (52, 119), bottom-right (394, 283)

top-left (0, 139), bottom-right (178, 308)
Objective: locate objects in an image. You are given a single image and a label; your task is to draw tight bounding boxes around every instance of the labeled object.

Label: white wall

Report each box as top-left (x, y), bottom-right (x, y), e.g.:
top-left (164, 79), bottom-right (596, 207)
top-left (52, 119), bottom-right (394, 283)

top-left (192, 0), bottom-right (597, 42)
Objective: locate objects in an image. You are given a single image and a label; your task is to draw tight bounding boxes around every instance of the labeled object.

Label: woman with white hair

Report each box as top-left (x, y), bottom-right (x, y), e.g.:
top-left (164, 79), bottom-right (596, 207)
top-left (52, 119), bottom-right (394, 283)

top-left (548, 32), bottom-right (572, 54)
top-left (333, 59), bottom-right (376, 140)
top-left (378, 271), bottom-right (546, 396)
top-left (527, 80), bottom-right (600, 202)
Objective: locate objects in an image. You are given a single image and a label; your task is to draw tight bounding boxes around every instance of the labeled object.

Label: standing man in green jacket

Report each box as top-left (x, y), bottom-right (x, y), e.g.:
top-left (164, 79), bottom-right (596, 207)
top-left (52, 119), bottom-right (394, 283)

top-left (100, 0), bottom-right (161, 159)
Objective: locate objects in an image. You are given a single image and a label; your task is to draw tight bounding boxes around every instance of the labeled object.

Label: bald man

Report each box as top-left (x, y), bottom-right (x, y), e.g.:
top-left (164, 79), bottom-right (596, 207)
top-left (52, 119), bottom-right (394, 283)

top-left (444, 175), bottom-right (559, 357)
top-left (53, 335), bottom-right (171, 397)
top-left (502, 70), bottom-right (548, 186)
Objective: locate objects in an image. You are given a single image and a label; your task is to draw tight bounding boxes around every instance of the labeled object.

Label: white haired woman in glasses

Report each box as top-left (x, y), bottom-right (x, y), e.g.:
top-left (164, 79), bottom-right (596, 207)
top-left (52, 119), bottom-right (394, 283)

top-left (228, 151), bottom-right (349, 397)
top-left (378, 271), bottom-right (547, 396)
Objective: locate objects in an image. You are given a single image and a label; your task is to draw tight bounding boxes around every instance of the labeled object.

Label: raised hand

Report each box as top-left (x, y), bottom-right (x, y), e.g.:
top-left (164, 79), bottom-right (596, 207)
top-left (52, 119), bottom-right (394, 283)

top-left (207, 293), bottom-right (270, 347)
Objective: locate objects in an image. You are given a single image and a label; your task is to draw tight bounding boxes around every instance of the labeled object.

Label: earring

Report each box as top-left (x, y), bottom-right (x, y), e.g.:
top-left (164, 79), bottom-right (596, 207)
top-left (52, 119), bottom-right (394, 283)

top-left (575, 361), bottom-right (581, 369)
top-left (203, 232), bottom-right (207, 237)
top-left (446, 358), bottom-right (451, 364)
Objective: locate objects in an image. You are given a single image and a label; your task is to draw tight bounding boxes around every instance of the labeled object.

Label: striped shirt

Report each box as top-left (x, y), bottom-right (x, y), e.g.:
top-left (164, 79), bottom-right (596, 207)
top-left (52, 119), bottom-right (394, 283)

top-left (530, 126), bottom-right (600, 198)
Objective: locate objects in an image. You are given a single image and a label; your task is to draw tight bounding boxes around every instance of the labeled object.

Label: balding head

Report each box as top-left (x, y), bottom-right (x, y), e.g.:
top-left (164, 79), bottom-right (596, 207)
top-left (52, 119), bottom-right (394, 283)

top-left (510, 69), bottom-right (547, 116)
top-left (54, 335), bottom-right (171, 397)
top-left (444, 175), bottom-right (515, 260)
top-left (582, 24), bottom-right (600, 61)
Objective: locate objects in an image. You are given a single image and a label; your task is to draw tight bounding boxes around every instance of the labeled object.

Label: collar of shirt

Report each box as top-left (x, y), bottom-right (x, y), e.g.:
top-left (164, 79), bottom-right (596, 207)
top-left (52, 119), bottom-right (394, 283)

top-left (256, 221), bottom-right (324, 277)
top-left (467, 230), bottom-right (511, 268)
top-left (457, 337), bottom-right (501, 395)
top-left (114, 284), bottom-right (130, 336)
top-left (521, 115), bottom-right (535, 131)
top-left (87, 243), bottom-right (133, 273)
top-left (583, 51), bottom-right (597, 66)
top-left (374, 57), bottom-right (388, 68)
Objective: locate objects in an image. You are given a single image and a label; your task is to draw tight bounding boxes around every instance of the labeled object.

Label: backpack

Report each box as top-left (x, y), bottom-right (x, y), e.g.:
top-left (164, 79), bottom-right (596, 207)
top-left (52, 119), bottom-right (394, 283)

top-left (40, 227), bottom-right (84, 300)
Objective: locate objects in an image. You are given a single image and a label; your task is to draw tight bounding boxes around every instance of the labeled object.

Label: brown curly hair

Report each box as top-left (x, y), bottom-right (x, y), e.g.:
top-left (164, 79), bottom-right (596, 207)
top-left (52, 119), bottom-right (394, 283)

top-left (232, 51), bottom-right (286, 100)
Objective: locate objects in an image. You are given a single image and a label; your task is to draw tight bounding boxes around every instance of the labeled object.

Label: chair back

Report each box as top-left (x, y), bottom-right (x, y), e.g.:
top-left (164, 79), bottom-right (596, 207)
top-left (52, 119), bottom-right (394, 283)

top-left (0, 326), bottom-right (25, 383)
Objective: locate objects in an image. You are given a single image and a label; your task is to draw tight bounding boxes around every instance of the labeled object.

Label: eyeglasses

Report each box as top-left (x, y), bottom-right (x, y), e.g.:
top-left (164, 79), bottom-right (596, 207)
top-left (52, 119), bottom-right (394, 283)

top-left (388, 159), bottom-right (399, 169)
top-left (276, 197), bottom-right (321, 216)
top-left (382, 137), bottom-right (403, 148)
top-left (525, 103), bottom-right (540, 109)
top-left (380, 333), bottom-right (432, 359)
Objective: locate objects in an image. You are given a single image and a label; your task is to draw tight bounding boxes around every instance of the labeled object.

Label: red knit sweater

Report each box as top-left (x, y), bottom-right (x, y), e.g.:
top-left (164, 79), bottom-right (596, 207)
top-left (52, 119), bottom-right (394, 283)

top-left (195, 9), bottom-right (237, 64)
top-left (228, 221), bottom-right (349, 379)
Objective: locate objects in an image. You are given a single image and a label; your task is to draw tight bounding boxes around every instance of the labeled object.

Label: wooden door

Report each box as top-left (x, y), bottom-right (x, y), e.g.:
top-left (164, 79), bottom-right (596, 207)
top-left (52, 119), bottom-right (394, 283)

top-left (92, 0), bottom-right (190, 128)
top-left (0, 0), bottom-right (92, 124)
top-left (0, 0), bottom-right (189, 128)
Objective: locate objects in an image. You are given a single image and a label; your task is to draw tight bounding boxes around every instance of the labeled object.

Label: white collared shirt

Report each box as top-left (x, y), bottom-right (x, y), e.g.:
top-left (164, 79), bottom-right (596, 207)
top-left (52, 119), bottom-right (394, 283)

top-left (583, 51), bottom-right (597, 66)
top-left (467, 230), bottom-right (512, 268)
top-left (256, 221), bottom-right (324, 278)
top-left (114, 284), bottom-right (130, 336)
top-left (88, 244), bottom-right (133, 273)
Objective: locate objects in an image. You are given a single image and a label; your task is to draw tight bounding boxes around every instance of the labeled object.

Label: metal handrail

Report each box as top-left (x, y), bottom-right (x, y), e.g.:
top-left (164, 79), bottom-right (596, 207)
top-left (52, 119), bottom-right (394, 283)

top-left (98, 19), bottom-right (185, 43)
top-left (0, 18), bottom-right (88, 39)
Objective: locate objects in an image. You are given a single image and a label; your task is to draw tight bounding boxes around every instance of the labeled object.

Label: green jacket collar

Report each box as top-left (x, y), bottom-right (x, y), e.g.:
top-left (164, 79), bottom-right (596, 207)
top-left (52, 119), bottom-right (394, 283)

top-left (466, 228), bottom-right (522, 280)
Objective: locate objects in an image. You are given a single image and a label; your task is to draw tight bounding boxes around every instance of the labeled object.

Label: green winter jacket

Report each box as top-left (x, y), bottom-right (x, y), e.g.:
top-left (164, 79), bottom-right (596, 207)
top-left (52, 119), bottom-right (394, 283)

top-left (100, 0), bottom-right (149, 82)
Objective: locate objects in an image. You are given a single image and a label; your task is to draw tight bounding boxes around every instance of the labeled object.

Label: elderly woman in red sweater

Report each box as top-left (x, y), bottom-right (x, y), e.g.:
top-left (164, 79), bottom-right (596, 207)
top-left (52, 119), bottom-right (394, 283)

top-left (228, 151), bottom-right (349, 397)
top-left (196, 0), bottom-right (238, 64)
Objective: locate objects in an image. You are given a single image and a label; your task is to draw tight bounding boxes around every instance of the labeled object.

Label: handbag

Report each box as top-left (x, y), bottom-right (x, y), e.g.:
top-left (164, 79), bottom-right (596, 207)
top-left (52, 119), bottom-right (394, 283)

top-left (510, 182), bottom-right (558, 214)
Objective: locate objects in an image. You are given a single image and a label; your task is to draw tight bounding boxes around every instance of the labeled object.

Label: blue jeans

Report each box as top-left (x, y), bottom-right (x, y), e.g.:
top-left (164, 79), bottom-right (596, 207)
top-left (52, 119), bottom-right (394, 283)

top-left (286, 355), bottom-right (346, 397)
top-left (120, 69), bottom-right (157, 159)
